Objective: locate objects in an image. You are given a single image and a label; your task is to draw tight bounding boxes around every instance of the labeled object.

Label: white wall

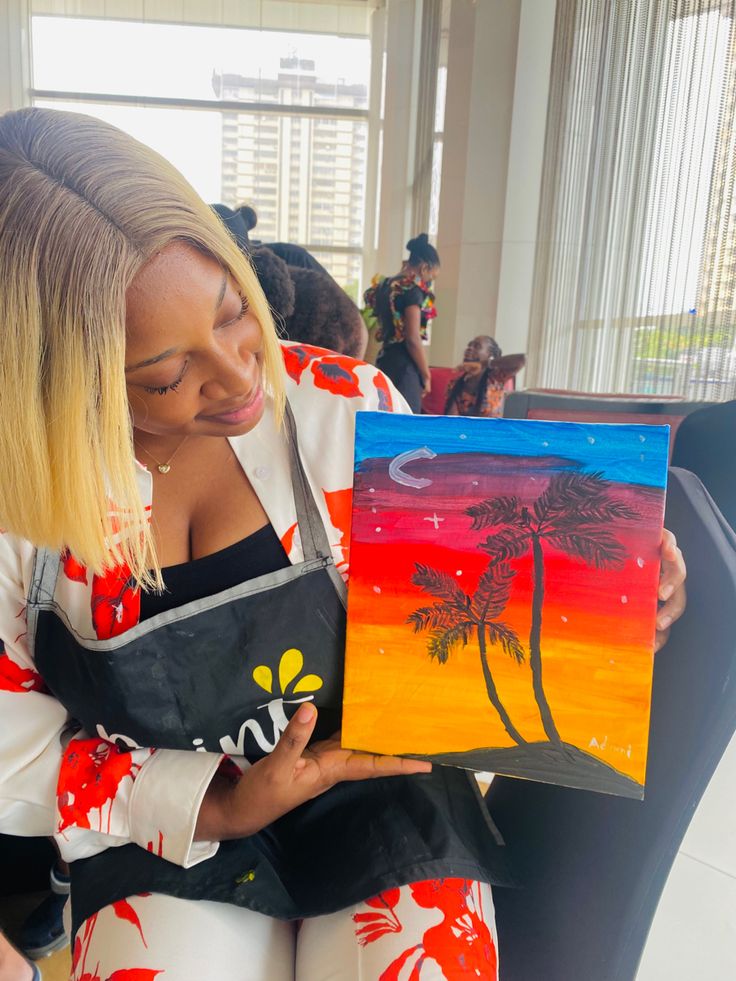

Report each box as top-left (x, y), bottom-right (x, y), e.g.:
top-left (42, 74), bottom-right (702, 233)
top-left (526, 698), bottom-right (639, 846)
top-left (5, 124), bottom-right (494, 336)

top-left (0, 0), bottom-right (31, 114)
top-left (431, 0), bottom-right (555, 370)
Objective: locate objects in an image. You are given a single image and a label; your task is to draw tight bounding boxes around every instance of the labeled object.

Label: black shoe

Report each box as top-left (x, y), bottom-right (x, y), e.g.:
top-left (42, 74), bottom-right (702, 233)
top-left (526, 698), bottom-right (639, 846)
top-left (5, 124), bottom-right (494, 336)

top-left (19, 865), bottom-right (70, 960)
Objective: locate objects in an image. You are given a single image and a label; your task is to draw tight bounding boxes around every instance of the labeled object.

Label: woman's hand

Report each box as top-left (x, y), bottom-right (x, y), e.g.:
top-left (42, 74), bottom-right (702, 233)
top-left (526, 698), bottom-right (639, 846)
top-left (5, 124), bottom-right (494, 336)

top-left (655, 528), bottom-right (687, 652)
top-left (195, 704), bottom-right (431, 841)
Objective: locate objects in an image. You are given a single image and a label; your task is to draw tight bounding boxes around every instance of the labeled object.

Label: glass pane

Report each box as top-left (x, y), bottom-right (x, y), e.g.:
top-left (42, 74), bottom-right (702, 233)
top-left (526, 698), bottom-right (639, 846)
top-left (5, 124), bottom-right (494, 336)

top-left (32, 16), bottom-right (370, 110)
top-left (33, 101), bottom-right (369, 280)
top-left (306, 252), bottom-right (363, 298)
top-left (33, 100), bottom-right (223, 202)
top-left (222, 116), bottom-right (368, 250)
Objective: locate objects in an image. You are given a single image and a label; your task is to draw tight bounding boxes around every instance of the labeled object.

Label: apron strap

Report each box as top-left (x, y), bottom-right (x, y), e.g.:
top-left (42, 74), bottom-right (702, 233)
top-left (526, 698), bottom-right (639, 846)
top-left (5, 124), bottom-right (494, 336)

top-left (283, 402), bottom-right (347, 604)
top-left (25, 547), bottom-right (61, 657)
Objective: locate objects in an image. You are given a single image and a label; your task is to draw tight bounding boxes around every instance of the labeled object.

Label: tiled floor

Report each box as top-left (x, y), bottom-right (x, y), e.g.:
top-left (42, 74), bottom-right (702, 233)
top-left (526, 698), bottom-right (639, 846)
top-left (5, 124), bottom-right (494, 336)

top-left (636, 728), bottom-right (736, 980)
top-left (0, 893), bottom-right (70, 980)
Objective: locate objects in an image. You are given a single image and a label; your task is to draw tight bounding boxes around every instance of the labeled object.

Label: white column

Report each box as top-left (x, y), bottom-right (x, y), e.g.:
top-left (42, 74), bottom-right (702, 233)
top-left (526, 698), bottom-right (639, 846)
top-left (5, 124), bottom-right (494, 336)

top-left (432, 0), bottom-right (555, 371)
top-left (374, 0), bottom-right (424, 276)
top-left (433, 0), bottom-right (522, 367)
top-left (495, 0), bottom-right (556, 380)
top-left (0, 0), bottom-right (32, 114)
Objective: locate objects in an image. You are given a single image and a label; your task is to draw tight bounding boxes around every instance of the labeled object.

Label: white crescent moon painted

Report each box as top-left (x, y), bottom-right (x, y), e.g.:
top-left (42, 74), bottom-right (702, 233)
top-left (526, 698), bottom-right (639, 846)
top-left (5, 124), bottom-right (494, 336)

top-left (388, 447), bottom-right (437, 489)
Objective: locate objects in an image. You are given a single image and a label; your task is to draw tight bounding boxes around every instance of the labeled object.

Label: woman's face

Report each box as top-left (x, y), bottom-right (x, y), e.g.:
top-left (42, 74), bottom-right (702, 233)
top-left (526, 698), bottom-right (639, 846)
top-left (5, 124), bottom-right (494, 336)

top-left (125, 241), bottom-right (265, 438)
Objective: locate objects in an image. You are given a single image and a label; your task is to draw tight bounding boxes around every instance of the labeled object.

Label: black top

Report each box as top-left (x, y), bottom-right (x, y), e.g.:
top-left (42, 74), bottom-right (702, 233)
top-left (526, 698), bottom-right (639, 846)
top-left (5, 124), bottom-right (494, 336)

top-left (264, 242), bottom-right (330, 276)
top-left (374, 278), bottom-right (424, 345)
top-left (140, 525), bottom-right (290, 620)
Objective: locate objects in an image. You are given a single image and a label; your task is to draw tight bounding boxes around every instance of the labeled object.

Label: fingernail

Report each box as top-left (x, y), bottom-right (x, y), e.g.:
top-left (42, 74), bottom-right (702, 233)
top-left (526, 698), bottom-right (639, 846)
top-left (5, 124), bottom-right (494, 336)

top-left (297, 703), bottom-right (315, 723)
top-left (660, 583), bottom-right (674, 601)
top-left (658, 615), bottom-right (672, 630)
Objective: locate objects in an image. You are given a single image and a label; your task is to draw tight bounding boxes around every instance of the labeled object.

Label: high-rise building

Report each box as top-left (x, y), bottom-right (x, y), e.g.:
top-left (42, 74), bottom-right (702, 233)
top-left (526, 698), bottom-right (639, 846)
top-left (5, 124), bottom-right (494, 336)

top-left (213, 57), bottom-right (368, 291)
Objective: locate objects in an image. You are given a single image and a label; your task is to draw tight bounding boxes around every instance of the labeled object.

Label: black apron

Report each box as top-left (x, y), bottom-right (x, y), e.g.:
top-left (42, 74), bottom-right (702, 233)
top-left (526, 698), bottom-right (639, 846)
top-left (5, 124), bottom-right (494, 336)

top-left (27, 407), bottom-right (514, 938)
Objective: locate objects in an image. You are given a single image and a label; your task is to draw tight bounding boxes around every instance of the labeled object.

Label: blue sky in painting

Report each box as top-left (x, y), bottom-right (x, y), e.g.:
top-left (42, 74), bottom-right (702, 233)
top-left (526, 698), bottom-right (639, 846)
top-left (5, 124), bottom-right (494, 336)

top-left (354, 413), bottom-right (670, 489)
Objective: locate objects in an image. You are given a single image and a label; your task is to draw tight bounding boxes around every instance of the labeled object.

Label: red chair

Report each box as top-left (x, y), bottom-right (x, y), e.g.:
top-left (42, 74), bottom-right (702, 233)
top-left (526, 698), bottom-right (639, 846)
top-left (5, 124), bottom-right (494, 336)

top-left (421, 366), bottom-right (515, 415)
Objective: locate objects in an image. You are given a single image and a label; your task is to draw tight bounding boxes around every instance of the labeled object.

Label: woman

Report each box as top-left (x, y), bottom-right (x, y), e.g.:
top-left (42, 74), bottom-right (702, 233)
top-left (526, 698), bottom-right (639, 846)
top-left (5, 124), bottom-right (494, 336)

top-left (444, 335), bottom-right (526, 418)
top-left (0, 109), bottom-right (685, 979)
top-left (364, 234), bottom-right (439, 412)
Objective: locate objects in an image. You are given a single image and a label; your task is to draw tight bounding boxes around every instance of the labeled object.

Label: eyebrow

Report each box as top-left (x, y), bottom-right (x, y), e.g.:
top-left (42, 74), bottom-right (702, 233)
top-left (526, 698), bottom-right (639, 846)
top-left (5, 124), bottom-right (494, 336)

top-left (125, 270), bottom-right (229, 373)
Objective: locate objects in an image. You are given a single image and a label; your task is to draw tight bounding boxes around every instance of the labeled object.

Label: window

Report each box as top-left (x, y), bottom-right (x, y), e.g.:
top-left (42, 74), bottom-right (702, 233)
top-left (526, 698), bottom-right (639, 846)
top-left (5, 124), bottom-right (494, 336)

top-left (31, 15), bottom-right (371, 289)
top-left (528, 0), bottom-right (736, 400)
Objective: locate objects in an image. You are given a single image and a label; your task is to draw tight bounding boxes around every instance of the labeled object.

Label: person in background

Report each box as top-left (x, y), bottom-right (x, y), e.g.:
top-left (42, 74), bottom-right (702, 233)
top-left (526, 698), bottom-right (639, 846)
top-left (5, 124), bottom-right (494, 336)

top-left (212, 203), bottom-right (330, 276)
top-left (284, 267), bottom-right (368, 360)
top-left (212, 205), bottom-right (367, 358)
top-left (364, 234), bottom-right (439, 413)
top-left (445, 335), bottom-right (526, 418)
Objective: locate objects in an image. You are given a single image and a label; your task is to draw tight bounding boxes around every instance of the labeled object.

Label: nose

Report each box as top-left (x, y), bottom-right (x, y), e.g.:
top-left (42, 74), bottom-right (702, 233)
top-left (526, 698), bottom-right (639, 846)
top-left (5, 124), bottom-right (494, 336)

top-left (199, 339), bottom-right (259, 401)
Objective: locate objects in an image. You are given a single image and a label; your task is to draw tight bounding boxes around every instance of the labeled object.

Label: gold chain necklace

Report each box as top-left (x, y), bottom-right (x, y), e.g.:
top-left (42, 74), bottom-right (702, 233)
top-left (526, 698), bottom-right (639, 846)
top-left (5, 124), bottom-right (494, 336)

top-left (135, 435), bottom-right (190, 475)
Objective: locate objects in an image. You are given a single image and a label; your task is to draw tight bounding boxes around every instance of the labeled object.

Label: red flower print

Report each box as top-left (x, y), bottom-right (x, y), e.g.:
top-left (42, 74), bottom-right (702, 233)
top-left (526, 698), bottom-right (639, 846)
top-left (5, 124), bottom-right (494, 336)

top-left (373, 372), bottom-right (394, 412)
top-left (282, 343), bottom-right (317, 383)
top-left (310, 356), bottom-right (364, 398)
top-left (0, 650), bottom-right (44, 693)
top-left (57, 738), bottom-right (139, 834)
top-left (111, 900), bottom-right (147, 947)
top-left (323, 488), bottom-right (353, 573)
top-left (282, 343), bottom-right (365, 397)
top-left (107, 972), bottom-right (163, 981)
top-left (280, 521), bottom-right (298, 558)
top-left (91, 564), bottom-right (140, 640)
top-left (73, 901), bottom-right (161, 981)
top-left (62, 549), bottom-right (89, 585)
top-left (354, 888), bottom-right (403, 946)
top-left (355, 879), bottom-right (497, 981)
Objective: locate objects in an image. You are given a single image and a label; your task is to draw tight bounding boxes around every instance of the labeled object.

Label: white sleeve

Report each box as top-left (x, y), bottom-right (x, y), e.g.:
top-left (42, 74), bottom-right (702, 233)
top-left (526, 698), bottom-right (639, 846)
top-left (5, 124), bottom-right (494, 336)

top-left (0, 533), bottom-right (223, 868)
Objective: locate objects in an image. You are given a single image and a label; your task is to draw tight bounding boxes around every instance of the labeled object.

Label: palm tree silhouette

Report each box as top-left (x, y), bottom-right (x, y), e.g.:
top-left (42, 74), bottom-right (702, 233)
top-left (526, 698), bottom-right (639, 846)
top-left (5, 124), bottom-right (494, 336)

top-left (466, 471), bottom-right (638, 747)
top-left (408, 561), bottom-right (527, 746)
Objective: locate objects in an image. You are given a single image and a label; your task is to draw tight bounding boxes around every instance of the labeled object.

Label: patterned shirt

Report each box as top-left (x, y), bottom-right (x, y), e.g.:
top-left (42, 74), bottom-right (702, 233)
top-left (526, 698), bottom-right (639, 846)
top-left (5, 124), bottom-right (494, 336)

top-left (0, 342), bottom-right (406, 870)
top-left (363, 275), bottom-right (437, 345)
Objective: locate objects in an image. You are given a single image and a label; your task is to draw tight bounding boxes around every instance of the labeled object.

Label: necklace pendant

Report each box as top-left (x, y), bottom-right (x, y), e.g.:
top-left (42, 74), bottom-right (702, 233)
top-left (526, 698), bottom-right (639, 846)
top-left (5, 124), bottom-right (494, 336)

top-left (157, 464), bottom-right (171, 474)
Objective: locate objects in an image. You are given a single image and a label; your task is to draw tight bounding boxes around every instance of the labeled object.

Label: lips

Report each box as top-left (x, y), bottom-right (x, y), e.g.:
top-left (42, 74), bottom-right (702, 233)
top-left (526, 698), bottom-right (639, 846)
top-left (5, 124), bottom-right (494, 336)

top-left (200, 383), bottom-right (265, 426)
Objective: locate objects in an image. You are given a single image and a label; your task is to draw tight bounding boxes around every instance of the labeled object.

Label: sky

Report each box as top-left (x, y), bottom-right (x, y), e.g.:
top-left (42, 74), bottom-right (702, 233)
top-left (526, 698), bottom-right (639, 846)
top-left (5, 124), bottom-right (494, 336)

top-left (354, 413), bottom-right (671, 489)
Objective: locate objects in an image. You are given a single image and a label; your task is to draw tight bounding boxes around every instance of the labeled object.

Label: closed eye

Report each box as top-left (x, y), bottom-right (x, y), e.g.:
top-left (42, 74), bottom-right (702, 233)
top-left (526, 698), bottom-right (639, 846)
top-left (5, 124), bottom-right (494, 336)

top-left (218, 292), bottom-right (249, 328)
top-left (143, 360), bottom-right (189, 396)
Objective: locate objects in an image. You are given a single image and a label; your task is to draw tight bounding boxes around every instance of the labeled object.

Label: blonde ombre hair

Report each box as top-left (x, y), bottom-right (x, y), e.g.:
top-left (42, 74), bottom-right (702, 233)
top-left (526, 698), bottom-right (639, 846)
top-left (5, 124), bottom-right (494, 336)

top-left (0, 107), bottom-right (285, 587)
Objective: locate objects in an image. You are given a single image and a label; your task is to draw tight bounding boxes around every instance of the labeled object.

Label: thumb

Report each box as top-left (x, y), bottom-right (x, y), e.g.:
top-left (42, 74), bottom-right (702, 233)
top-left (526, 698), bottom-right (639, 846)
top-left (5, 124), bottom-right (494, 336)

top-left (271, 702), bottom-right (318, 768)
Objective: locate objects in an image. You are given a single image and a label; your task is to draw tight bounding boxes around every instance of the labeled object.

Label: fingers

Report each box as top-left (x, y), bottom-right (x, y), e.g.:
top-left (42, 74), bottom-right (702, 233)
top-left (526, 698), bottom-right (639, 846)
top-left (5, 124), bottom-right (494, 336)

top-left (654, 528), bottom-right (687, 653)
top-left (657, 582), bottom-right (687, 633)
top-left (354, 752), bottom-right (432, 779)
top-left (658, 528), bottom-right (686, 603)
top-left (654, 626), bottom-right (670, 653)
top-left (270, 703), bottom-right (318, 770)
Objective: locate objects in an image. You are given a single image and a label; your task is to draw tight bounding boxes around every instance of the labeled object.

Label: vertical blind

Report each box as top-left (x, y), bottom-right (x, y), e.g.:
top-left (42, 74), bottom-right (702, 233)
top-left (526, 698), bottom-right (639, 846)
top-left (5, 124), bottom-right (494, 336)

top-left (527, 0), bottom-right (736, 400)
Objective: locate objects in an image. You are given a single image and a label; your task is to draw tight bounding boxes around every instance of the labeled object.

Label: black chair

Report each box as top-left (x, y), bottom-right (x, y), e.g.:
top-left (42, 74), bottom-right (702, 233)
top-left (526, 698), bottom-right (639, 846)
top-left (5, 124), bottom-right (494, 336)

top-left (486, 468), bottom-right (736, 981)
top-left (671, 400), bottom-right (736, 532)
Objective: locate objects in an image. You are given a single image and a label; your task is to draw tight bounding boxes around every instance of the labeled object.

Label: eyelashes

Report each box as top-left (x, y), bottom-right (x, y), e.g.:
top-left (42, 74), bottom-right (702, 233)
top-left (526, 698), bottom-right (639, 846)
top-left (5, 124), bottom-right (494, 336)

top-left (143, 363), bottom-right (188, 396)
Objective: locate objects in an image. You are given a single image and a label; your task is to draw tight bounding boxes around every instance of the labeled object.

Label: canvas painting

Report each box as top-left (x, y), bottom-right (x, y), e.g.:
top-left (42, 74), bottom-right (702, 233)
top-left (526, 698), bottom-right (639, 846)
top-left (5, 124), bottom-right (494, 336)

top-left (342, 413), bottom-right (670, 799)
